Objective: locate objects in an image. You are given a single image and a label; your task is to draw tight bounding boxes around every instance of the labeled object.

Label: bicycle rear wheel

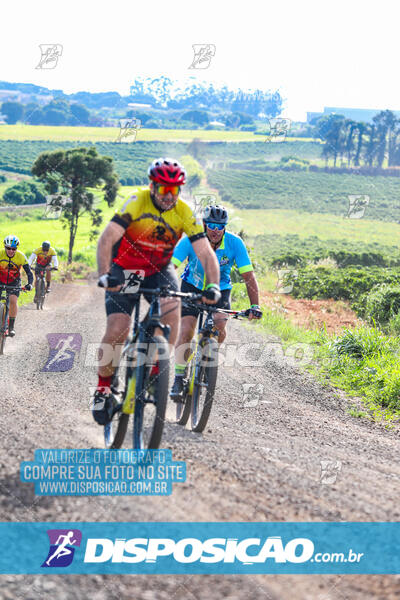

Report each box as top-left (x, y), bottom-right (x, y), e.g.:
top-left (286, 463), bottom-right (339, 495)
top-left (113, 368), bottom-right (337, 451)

top-left (36, 279), bottom-right (44, 310)
top-left (40, 279), bottom-right (46, 310)
top-left (191, 337), bottom-right (218, 433)
top-left (133, 335), bottom-right (169, 449)
top-left (0, 304), bottom-right (6, 356)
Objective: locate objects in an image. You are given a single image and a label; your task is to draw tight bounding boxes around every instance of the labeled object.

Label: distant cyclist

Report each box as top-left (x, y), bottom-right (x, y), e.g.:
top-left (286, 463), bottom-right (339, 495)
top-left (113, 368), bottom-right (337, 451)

top-left (170, 204), bottom-right (263, 399)
top-left (28, 241), bottom-right (58, 297)
top-left (93, 158), bottom-right (221, 426)
top-left (0, 235), bottom-right (33, 337)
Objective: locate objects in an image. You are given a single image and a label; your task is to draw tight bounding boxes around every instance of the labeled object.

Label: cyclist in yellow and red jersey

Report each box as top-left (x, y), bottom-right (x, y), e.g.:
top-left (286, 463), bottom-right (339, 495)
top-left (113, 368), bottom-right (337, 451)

top-left (28, 241), bottom-right (59, 297)
top-left (92, 157), bottom-right (221, 425)
top-left (0, 235), bottom-right (33, 337)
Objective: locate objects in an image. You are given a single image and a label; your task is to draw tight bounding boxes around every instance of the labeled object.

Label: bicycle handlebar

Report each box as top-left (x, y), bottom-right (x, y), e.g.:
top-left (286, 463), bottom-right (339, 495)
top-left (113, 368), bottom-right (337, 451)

top-left (120, 286), bottom-right (250, 317)
top-left (184, 299), bottom-right (250, 318)
top-left (134, 287), bottom-right (204, 301)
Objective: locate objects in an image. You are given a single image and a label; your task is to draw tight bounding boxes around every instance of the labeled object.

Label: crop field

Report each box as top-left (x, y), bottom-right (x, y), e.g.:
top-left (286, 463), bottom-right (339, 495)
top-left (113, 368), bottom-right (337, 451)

top-left (208, 168), bottom-right (400, 222)
top-left (0, 139), bottom-right (324, 189)
top-left (1, 191), bottom-right (399, 270)
top-left (226, 207), bottom-right (400, 247)
top-left (0, 124), bottom-right (317, 143)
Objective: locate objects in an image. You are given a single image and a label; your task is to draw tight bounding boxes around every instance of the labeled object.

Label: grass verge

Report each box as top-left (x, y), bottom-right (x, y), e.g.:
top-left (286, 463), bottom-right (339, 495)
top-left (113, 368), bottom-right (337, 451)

top-left (231, 282), bottom-right (400, 425)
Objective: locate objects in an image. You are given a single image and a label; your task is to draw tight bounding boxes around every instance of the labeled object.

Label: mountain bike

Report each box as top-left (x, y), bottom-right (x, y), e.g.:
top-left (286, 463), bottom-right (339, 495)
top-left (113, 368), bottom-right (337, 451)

top-left (34, 265), bottom-right (56, 310)
top-left (175, 303), bottom-right (250, 432)
top-left (103, 286), bottom-right (202, 450)
top-left (0, 284), bottom-right (24, 355)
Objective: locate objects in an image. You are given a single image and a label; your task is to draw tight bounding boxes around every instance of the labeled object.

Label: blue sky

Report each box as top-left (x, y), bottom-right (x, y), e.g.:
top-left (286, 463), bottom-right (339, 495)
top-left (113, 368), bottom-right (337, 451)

top-left (1, 0), bottom-right (398, 121)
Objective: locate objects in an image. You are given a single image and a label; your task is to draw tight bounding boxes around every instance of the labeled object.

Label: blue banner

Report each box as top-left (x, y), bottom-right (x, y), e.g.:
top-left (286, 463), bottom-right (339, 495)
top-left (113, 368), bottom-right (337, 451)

top-left (0, 522), bottom-right (399, 574)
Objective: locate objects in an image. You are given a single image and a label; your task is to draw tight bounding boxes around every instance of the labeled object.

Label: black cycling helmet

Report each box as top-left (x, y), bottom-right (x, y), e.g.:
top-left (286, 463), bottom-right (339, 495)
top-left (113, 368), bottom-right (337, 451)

top-left (42, 241), bottom-right (51, 251)
top-left (203, 205), bottom-right (228, 225)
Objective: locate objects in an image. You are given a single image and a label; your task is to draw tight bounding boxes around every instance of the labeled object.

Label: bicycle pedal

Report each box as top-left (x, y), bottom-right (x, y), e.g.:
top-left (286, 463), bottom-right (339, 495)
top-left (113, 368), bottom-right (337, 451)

top-left (171, 395), bottom-right (185, 404)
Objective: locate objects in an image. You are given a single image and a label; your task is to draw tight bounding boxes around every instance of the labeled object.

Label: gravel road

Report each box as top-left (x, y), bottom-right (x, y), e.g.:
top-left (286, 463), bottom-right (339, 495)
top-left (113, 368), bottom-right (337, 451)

top-left (0, 282), bottom-right (399, 599)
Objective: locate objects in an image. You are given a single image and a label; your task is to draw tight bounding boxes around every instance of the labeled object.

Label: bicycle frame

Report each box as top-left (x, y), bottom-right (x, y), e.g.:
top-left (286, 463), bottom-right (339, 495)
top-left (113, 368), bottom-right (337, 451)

top-left (0, 285), bottom-right (22, 333)
top-left (105, 286), bottom-right (203, 449)
top-left (187, 309), bottom-right (218, 396)
top-left (131, 291), bottom-right (170, 446)
top-left (175, 302), bottom-right (250, 427)
top-left (0, 284), bottom-right (23, 354)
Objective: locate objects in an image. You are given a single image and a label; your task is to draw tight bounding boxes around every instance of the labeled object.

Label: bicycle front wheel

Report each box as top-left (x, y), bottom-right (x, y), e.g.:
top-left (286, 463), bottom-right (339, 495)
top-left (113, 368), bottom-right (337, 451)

top-left (191, 337), bottom-right (218, 433)
top-left (133, 335), bottom-right (169, 449)
top-left (106, 413), bottom-right (130, 450)
top-left (0, 304), bottom-right (6, 355)
top-left (175, 339), bottom-right (196, 426)
top-left (105, 362), bottom-right (133, 450)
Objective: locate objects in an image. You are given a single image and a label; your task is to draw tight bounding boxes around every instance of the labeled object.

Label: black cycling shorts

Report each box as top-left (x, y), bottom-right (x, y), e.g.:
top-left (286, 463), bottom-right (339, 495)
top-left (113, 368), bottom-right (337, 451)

top-left (105, 263), bottom-right (179, 317)
top-left (180, 279), bottom-right (231, 318)
top-left (2, 280), bottom-right (21, 298)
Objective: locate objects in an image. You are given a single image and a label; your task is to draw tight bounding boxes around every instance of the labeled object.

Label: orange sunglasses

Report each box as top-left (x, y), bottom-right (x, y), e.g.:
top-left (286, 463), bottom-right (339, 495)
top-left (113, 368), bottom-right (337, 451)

top-left (156, 184), bottom-right (180, 195)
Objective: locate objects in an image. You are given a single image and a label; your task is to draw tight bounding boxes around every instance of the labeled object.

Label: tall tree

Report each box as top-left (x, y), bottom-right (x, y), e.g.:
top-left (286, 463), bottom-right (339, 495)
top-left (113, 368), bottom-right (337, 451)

top-left (344, 119), bottom-right (357, 166)
top-left (354, 122), bottom-right (367, 166)
top-left (1, 101), bottom-right (24, 124)
top-left (316, 114), bottom-right (346, 167)
top-left (32, 147), bottom-right (118, 263)
top-left (373, 110), bottom-right (397, 167)
top-left (364, 123), bottom-right (378, 167)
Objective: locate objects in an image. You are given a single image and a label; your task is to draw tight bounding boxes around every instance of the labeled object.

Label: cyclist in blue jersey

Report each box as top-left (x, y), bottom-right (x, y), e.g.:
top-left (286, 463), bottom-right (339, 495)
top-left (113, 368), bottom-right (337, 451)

top-left (170, 204), bottom-right (262, 399)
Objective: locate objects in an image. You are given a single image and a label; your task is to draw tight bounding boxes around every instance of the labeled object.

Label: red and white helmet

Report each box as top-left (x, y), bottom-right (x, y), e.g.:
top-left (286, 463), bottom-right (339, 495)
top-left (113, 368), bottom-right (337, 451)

top-left (148, 158), bottom-right (186, 185)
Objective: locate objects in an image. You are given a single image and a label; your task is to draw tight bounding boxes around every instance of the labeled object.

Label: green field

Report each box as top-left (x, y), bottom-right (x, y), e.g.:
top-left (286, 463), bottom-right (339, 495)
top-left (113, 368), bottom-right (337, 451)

top-left (1, 191), bottom-right (399, 268)
top-left (0, 125), bottom-right (316, 143)
top-left (226, 207), bottom-right (400, 247)
top-left (208, 168), bottom-right (400, 222)
top-left (0, 192), bottom-right (126, 262)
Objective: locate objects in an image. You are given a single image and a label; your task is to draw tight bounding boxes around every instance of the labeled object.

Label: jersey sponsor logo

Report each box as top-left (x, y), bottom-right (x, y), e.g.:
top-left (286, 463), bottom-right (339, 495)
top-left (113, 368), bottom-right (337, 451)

top-left (219, 254), bottom-right (230, 266)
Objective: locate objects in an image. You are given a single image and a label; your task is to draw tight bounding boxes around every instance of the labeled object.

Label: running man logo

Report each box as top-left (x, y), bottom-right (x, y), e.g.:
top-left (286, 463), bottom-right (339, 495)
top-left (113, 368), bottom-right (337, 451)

top-left (320, 460), bottom-right (342, 485)
top-left (41, 333), bottom-right (82, 373)
top-left (275, 269), bottom-right (298, 294)
top-left (115, 118), bottom-right (141, 143)
top-left (346, 195), bottom-right (370, 219)
top-left (44, 194), bottom-right (71, 219)
top-left (192, 193), bottom-right (216, 218)
top-left (121, 270), bottom-right (145, 294)
top-left (41, 529), bottom-right (82, 568)
top-left (265, 118), bottom-right (291, 142)
top-left (189, 44), bottom-right (216, 69)
top-left (36, 44), bottom-right (63, 69)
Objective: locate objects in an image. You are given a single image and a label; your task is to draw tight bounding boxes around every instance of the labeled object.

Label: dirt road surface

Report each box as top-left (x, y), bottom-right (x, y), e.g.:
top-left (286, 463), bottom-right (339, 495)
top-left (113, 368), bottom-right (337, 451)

top-left (0, 283), bottom-right (399, 599)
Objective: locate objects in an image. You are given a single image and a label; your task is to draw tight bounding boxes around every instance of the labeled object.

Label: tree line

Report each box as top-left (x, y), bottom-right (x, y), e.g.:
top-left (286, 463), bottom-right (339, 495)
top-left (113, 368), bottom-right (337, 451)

top-left (0, 98), bottom-right (93, 126)
top-left (315, 110), bottom-right (400, 168)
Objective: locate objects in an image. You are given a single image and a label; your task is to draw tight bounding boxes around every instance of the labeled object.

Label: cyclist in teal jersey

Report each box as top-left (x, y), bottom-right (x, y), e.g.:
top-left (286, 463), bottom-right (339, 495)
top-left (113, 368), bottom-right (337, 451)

top-left (170, 204), bottom-right (263, 399)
